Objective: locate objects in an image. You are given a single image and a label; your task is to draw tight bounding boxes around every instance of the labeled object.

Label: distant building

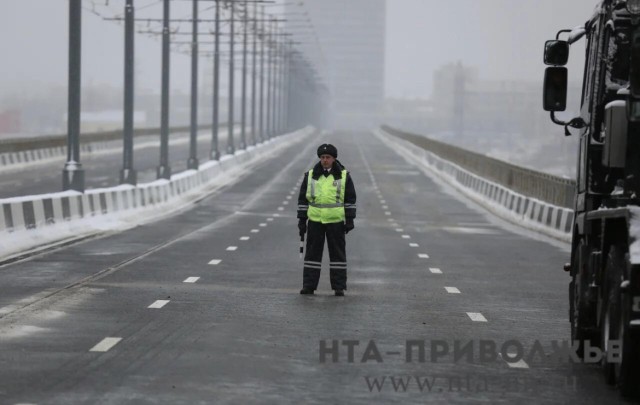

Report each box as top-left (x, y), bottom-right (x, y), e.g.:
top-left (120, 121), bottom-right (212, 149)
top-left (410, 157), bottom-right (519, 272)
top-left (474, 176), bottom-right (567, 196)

top-left (287, 0), bottom-right (386, 130)
top-left (0, 110), bottom-right (21, 135)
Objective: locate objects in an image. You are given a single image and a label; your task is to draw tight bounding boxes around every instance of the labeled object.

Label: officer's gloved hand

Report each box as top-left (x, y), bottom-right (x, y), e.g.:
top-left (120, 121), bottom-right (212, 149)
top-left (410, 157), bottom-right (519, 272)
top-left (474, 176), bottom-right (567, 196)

top-left (298, 218), bottom-right (307, 237)
top-left (345, 219), bottom-right (355, 234)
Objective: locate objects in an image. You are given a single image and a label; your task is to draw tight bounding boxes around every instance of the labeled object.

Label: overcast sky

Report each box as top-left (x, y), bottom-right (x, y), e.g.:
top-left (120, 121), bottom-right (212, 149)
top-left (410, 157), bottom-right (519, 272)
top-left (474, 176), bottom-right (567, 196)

top-left (0, 0), bottom-right (598, 101)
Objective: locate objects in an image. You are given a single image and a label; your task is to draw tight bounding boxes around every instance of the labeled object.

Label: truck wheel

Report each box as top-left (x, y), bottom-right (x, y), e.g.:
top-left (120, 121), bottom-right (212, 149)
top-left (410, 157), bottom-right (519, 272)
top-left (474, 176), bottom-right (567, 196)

top-left (600, 246), bottom-right (620, 385)
top-left (614, 249), bottom-right (640, 398)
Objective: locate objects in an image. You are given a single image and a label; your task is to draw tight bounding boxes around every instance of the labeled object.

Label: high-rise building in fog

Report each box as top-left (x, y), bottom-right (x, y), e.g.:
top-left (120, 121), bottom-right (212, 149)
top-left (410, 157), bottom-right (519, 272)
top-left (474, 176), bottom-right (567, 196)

top-left (287, 0), bottom-right (386, 130)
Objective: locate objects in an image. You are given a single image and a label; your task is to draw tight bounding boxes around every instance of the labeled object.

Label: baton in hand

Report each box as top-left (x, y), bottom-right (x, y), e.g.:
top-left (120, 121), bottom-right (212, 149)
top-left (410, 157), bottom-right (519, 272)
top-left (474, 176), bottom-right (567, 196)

top-left (299, 233), bottom-right (305, 259)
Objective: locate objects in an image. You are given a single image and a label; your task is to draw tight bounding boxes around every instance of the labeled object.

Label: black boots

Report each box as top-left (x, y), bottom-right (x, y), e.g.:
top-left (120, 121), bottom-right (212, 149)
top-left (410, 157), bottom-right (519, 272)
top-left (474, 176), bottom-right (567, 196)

top-left (300, 288), bottom-right (314, 295)
top-left (334, 290), bottom-right (344, 297)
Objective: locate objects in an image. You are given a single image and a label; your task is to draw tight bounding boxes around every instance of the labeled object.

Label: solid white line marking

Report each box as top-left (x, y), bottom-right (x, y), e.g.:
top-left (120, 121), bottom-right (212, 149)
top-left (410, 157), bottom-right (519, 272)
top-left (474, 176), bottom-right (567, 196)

top-left (89, 337), bottom-right (122, 352)
top-left (409, 243), bottom-right (419, 247)
top-left (402, 235), bottom-right (411, 239)
top-left (226, 246), bottom-right (238, 251)
top-left (184, 277), bottom-right (200, 283)
top-left (240, 236), bottom-right (250, 241)
top-left (395, 229), bottom-right (404, 232)
top-left (445, 287), bottom-right (461, 294)
top-left (418, 253), bottom-right (429, 259)
top-left (259, 223), bottom-right (267, 227)
top-left (467, 312), bottom-right (488, 322)
top-left (148, 300), bottom-right (170, 309)
top-left (430, 268), bottom-right (443, 274)
top-left (208, 259), bottom-right (222, 265)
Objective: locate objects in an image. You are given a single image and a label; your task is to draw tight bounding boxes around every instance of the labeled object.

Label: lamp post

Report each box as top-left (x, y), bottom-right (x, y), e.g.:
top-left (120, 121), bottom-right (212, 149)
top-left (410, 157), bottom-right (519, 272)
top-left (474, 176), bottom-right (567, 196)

top-left (63, 0), bottom-right (85, 192)
top-left (227, 0), bottom-right (236, 155)
top-left (188, 0), bottom-right (200, 169)
top-left (157, 0), bottom-right (171, 179)
top-left (211, 0), bottom-right (221, 160)
top-left (120, 0), bottom-right (137, 185)
top-left (240, 0), bottom-right (248, 150)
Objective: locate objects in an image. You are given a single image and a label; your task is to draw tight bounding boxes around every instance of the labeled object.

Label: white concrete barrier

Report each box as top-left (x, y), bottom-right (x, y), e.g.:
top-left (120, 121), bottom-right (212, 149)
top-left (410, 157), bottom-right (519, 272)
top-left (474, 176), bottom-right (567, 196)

top-left (375, 128), bottom-right (572, 243)
top-left (0, 127), bottom-right (315, 260)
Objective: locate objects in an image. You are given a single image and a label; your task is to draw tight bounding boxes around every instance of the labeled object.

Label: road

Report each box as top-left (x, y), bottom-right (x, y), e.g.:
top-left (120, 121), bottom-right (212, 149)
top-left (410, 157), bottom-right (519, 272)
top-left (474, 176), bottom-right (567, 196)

top-left (0, 128), bottom-right (250, 199)
top-left (0, 131), bottom-right (631, 404)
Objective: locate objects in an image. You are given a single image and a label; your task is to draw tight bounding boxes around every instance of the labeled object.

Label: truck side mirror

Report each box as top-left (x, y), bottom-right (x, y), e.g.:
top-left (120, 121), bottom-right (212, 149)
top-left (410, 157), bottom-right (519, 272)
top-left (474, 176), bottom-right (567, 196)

top-left (630, 30), bottom-right (640, 97)
top-left (543, 67), bottom-right (568, 111)
top-left (544, 40), bottom-right (570, 66)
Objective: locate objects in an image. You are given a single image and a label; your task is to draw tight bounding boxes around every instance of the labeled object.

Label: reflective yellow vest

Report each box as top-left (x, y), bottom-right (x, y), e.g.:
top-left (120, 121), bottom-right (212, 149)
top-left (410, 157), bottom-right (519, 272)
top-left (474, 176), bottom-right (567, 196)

top-left (306, 169), bottom-right (347, 224)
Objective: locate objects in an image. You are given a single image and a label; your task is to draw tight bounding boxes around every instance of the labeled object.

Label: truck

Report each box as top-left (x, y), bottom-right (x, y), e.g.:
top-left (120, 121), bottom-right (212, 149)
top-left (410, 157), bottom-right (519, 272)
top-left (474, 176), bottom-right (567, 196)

top-left (543, 0), bottom-right (640, 397)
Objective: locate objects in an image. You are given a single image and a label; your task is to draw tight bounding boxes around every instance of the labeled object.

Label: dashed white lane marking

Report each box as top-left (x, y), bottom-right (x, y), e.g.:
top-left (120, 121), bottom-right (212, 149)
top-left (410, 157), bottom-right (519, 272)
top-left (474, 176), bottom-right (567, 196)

top-left (467, 312), bottom-right (488, 322)
top-left (208, 259), bottom-right (222, 265)
top-left (500, 354), bottom-right (530, 369)
top-left (286, 195), bottom-right (292, 200)
top-left (226, 246), bottom-right (238, 251)
top-left (267, 218), bottom-right (274, 222)
top-left (89, 337), bottom-right (122, 352)
top-left (184, 277), bottom-right (200, 283)
top-left (409, 243), bottom-right (419, 247)
top-left (148, 300), bottom-right (170, 309)
top-left (382, 205), bottom-right (389, 210)
top-left (445, 287), bottom-right (461, 294)
top-left (418, 253), bottom-right (430, 259)
top-left (259, 223), bottom-right (267, 227)
top-left (240, 236), bottom-right (250, 241)
top-left (277, 207), bottom-right (284, 211)
top-left (273, 213), bottom-right (280, 217)
top-left (391, 223), bottom-right (399, 228)
top-left (387, 219), bottom-right (394, 222)
top-left (402, 235), bottom-right (411, 239)
top-left (430, 268), bottom-right (443, 274)
top-left (395, 229), bottom-right (403, 232)
top-left (380, 200), bottom-right (386, 204)
top-left (385, 211), bottom-right (391, 216)
top-left (251, 229), bottom-right (260, 233)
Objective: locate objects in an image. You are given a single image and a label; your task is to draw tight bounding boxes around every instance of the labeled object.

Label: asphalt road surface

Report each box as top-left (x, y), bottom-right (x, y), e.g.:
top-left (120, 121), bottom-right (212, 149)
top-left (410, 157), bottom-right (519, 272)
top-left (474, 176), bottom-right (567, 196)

top-left (0, 128), bottom-right (250, 199)
top-left (0, 131), bottom-right (633, 404)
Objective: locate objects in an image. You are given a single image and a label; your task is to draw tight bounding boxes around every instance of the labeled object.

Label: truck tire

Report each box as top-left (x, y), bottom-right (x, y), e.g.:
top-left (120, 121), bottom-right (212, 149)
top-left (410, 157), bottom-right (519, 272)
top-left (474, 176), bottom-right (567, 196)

top-left (600, 245), bottom-right (622, 385)
top-left (613, 248), bottom-right (640, 399)
top-left (600, 244), bottom-right (640, 398)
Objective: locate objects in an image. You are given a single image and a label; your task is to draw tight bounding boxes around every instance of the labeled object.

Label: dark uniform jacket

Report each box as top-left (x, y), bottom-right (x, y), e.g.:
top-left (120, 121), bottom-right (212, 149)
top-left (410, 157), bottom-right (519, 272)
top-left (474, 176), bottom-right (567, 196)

top-left (297, 160), bottom-right (357, 221)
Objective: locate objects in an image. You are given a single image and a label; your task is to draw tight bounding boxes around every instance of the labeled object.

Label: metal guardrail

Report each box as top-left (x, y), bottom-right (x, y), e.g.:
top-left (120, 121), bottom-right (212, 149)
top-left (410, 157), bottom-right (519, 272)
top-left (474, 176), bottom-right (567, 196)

top-left (382, 126), bottom-right (577, 208)
top-left (0, 124), bottom-right (222, 154)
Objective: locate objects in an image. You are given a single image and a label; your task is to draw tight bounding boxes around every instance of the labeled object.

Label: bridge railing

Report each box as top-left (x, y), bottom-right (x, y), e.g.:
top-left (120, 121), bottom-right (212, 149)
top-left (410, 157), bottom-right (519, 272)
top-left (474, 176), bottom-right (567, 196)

top-left (381, 125), bottom-right (576, 209)
top-left (0, 124), bottom-right (223, 154)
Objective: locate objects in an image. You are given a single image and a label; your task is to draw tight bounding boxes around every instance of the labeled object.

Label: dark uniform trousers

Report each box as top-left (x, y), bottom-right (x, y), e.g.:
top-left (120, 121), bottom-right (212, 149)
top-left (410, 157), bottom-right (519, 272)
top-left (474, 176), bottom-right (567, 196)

top-left (303, 220), bottom-right (347, 291)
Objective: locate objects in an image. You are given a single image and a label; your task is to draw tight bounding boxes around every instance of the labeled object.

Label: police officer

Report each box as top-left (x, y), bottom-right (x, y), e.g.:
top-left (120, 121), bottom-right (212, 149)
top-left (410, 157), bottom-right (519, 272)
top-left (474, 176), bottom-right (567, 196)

top-left (297, 144), bottom-right (357, 296)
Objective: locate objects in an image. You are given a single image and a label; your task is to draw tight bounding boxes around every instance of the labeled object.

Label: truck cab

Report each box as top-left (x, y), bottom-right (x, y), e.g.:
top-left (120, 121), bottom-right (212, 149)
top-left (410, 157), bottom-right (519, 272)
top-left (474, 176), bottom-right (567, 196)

top-left (543, 0), bottom-right (640, 397)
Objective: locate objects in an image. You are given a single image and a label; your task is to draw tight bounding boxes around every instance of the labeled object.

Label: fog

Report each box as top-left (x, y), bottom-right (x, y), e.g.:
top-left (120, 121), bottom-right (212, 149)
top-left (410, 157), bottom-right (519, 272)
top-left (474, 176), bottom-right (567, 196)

top-left (386, 0), bottom-right (596, 98)
top-left (0, 0), bottom-right (601, 176)
top-left (0, 0), bottom-right (596, 99)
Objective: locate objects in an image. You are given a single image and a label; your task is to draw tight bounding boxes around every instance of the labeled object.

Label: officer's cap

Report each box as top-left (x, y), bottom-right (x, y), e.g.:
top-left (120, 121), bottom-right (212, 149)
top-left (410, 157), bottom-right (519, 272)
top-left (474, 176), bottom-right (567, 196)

top-left (317, 143), bottom-right (337, 158)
